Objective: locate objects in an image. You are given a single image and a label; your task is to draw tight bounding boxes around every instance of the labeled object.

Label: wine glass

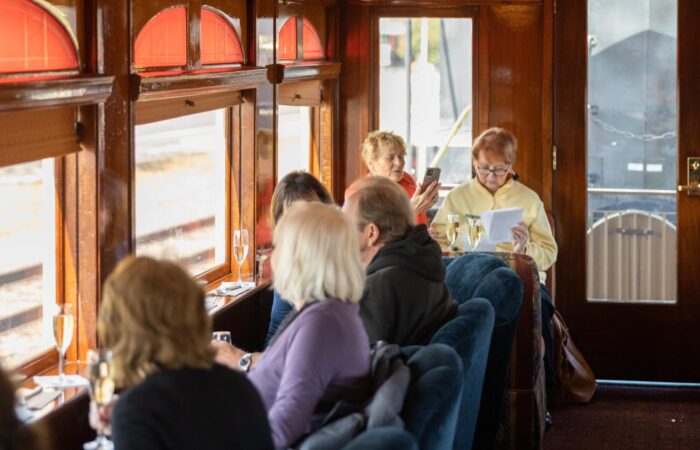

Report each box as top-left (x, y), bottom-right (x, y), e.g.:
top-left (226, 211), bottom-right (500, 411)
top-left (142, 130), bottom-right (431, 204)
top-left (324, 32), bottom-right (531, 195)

top-left (446, 214), bottom-right (461, 251)
top-left (52, 304), bottom-right (75, 385)
top-left (466, 217), bottom-right (484, 251)
top-left (233, 229), bottom-right (249, 282)
top-left (84, 349), bottom-right (115, 450)
top-left (212, 331), bottom-right (232, 344)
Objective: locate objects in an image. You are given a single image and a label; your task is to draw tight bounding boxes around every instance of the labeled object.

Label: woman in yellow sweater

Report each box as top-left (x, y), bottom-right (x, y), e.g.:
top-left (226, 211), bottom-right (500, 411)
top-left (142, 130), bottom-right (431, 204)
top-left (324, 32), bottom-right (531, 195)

top-left (432, 126), bottom-right (558, 394)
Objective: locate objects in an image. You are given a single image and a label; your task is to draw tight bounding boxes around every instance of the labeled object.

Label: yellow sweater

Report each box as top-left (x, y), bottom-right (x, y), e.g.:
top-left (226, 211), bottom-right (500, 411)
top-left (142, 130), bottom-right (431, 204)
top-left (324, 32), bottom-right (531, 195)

top-left (433, 178), bottom-right (557, 283)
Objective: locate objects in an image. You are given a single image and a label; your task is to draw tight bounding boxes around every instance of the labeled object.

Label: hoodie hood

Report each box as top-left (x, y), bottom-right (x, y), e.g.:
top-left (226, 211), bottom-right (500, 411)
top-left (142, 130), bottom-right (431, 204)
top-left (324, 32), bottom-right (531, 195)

top-left (367, 224), bottom-right (445, 282)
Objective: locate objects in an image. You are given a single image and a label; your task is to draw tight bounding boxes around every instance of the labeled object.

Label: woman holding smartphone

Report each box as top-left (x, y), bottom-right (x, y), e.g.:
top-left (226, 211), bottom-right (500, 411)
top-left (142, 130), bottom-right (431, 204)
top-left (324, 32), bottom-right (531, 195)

top-left (347, 130), bottom-right (440, 224)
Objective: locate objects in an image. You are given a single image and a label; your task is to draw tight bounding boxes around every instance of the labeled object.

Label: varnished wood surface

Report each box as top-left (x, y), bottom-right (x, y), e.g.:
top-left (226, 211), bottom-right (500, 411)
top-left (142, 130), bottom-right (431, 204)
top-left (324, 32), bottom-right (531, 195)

top-left (279, 62), bottom-right (341, 83)
top-left (0, 76), bottom-right (113, 112)
top-left (133, 67), bottom-right (267, 100)
top-left (554, 0), bottom-right (700, 381)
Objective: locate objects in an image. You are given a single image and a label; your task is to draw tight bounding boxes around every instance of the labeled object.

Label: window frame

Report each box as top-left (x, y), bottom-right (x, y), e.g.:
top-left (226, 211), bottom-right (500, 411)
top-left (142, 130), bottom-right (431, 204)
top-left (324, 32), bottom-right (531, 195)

top-left (370, 6), bottom-right (480, 190)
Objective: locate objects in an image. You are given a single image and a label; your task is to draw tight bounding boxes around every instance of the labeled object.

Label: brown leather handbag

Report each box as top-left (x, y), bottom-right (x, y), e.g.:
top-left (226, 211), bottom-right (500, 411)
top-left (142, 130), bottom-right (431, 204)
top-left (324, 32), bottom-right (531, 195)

top-left (550, 310), bottom-right (596, 404)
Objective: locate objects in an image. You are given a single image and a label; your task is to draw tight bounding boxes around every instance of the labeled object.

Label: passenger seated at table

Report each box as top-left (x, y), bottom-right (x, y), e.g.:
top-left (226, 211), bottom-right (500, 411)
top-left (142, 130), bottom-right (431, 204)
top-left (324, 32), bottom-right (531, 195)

top-left (264, 171), bottom-right (334, 347)
top-left (431, 126), bottom-right (558, 386)
top-left (91, 256), bottom-right (273, 450)
top-left (0, 367), bottom-right (47, 450)
top-left (344, 176), bottom-right (457, 345)
top-left (215, 203), bottom-right (370, 449)
top-left (347, 130), bottom-right (440, 225)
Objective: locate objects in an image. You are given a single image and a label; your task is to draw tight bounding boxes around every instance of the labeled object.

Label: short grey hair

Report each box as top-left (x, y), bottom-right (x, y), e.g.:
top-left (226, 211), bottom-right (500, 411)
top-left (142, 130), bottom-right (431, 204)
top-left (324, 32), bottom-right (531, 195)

top-left (272, 202), bottom-right (365, 306)
top-left (345, 176), bottom-right (414, 244)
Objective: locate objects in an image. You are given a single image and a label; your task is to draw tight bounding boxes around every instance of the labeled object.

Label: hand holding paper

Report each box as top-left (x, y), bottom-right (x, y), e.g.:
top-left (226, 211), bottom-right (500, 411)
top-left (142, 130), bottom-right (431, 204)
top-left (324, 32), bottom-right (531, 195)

top-left (480, 207), bottom-right (524, 243)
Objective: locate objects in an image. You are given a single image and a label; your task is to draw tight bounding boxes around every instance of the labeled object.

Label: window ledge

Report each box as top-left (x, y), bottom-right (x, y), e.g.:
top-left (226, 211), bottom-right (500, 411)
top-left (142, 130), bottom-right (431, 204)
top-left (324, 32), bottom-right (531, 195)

top-left (133, 67), bottom-right (268, 101)
top-left (205, 277), bottom-right (271, 316)
top-left (0, 75), bottom-right (115, 112)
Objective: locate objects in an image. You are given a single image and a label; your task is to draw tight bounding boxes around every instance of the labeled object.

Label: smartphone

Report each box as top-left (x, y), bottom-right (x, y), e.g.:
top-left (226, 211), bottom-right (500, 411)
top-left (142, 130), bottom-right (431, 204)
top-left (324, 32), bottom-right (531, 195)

top-left (422, 167), bottom-right (441, 188)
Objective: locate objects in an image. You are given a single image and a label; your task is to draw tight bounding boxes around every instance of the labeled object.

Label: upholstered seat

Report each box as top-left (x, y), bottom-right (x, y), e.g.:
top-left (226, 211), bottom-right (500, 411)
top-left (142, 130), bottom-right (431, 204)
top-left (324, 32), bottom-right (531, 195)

top-left (341, 427), bottom-right (418, 450)
top-left (400, 343), bottom-right (464, 450)
top-left (444, 253), bottom-right (523, 450)
top-left (430, 297), bottom-right (495, 450)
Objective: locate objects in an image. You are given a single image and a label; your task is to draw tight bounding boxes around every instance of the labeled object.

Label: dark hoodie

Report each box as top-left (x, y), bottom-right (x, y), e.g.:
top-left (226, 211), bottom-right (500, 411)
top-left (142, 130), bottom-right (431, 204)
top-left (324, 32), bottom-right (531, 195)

top-left (360, 224), bottom-right (458, 346)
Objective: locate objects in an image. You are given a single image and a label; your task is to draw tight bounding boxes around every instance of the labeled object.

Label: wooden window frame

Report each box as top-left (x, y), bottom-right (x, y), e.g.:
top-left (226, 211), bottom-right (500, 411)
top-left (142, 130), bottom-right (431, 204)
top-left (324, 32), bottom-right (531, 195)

top-left (369, 7), bottom-right (480, 190)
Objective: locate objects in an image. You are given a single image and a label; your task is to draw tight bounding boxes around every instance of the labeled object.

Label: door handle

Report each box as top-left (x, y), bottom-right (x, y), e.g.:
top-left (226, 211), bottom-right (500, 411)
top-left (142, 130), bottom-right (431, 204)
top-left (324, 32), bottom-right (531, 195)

top-left (679, 157), bottom-right (700, 196)
top-left (678, 183), bottom-right (700, 192)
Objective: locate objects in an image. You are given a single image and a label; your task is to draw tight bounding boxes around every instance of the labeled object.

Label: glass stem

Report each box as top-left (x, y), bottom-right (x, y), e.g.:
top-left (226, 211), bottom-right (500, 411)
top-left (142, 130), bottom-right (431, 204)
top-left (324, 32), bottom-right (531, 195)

top-left (58, 350), bottom-right (65, 382)
top-left (237, 266), bottom-right (242, 282)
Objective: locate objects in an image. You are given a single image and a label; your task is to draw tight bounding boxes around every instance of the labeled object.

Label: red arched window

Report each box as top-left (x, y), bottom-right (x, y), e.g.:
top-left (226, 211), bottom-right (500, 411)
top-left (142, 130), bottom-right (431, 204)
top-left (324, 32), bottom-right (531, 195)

top-left (278, 17), bottom-right (324, 61)
top-left (200, 7), bottom-right (244, 65)
top-left (134, 6), bottom-right (187, 69)
top-left (302, 19), bottom-right (324, 60)
top-left (0, 0), bottom-right (78, 74)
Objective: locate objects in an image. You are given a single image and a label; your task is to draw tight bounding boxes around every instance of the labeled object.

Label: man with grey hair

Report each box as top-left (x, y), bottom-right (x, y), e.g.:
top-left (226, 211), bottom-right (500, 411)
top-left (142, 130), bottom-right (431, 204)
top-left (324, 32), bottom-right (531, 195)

top-left (344, 176), bottom-right (457, 345)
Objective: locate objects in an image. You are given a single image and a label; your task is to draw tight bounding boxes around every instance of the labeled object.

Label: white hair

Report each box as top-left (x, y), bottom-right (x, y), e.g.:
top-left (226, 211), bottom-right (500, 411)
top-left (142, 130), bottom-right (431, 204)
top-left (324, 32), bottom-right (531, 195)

top-left (272, 202), bottom-right (365, 306)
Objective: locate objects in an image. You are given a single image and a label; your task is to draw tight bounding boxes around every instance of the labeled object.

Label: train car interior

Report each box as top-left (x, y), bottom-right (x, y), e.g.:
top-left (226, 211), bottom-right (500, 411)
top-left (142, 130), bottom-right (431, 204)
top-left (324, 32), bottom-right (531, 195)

top-left (0, 0), bottom-right (698, 449)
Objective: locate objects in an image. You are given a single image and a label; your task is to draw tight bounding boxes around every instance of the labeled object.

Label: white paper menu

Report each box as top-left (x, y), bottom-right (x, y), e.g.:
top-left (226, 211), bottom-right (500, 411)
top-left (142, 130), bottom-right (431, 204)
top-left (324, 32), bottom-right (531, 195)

top-left (480, 207), bottom-right (524, 243)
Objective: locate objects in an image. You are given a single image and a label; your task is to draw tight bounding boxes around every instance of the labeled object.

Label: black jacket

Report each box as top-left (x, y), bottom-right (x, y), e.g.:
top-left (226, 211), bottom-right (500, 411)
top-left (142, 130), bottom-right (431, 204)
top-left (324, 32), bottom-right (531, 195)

top-left (112, 364), bottom-right (273, 450)
top-left (360, 224), bottom-right (458, 346)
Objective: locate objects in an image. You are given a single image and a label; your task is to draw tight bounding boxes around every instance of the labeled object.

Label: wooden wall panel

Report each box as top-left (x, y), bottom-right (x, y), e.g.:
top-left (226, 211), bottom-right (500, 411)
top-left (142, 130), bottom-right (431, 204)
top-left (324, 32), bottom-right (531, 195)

top-left (487, 4), bottom-right (545, 198)
top-left (339, 2), bottom-right (372, 194)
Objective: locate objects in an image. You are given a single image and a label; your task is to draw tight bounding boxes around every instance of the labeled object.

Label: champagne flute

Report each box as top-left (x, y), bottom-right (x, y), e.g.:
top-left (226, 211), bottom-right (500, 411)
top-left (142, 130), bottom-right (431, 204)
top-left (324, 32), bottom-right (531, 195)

top-left (466, 217), bottom-right (484, 251)
top-left (446, 214), bottom-right (461, 251)
top-left (84, 349), bottom-right (115, 450)
top-left (233, 229), bottom-right (249, 282)
top-left (52, 304), bottom-right (75, 385)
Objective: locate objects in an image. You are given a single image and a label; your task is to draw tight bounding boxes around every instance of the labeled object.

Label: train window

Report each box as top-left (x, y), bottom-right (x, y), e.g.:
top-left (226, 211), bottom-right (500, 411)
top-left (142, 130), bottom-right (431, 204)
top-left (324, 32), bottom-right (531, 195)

top-left (378, 17), bottom-right (473, 187)
top-left (135, 109), bottom-right (228, 276)
top-left (134, 6), bottom-right (188, 69)
top-left (586, 0), bottom-right (677, 303)
top-left (0, 158), bottom-right (57, 367)
top-left (0, 0), bottom-right (79, 74)
top-left (278, 16), bottom-right (325, 61)
top-left (201, 6), bottom-right (245, 65)
top-left (278, 105), bottom-right (312, 178)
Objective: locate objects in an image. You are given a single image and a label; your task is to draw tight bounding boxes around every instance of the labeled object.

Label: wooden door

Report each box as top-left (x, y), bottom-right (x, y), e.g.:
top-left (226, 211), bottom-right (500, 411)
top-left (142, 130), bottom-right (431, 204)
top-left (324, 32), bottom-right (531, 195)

top-left (554, 0), bottom-right (700, 381)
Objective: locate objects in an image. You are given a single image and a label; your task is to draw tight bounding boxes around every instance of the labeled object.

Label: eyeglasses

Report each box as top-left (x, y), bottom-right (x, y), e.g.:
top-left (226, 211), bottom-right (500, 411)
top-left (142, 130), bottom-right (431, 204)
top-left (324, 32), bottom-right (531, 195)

top-left (476, 163), bottom-right (510, 176)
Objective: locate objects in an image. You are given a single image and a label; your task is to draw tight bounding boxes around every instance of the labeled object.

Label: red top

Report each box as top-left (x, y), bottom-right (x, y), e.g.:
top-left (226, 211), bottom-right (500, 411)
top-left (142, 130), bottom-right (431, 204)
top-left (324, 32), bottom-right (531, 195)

top-left (344, 172), bottom-right (427, 225)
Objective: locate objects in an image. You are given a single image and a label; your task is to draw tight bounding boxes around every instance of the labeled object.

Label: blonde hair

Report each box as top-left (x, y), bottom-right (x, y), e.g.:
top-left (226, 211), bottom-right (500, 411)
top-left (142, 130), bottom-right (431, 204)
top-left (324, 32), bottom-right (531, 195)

top-left (99, 256), bottom-right (214, 388)
top-left (345, 176), bottom-right (414, 244)
top-left (272, 202), bottom-right (365, 307)
top-left (361, 130), bottom-right (407, 165)
top-left (472, 127), bottom-right (518, 164)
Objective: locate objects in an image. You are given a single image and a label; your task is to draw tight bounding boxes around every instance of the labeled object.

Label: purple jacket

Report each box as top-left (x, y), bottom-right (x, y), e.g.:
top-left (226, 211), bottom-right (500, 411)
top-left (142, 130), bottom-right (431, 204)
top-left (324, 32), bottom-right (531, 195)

top-left (249, 299), bottom-right (370, 448)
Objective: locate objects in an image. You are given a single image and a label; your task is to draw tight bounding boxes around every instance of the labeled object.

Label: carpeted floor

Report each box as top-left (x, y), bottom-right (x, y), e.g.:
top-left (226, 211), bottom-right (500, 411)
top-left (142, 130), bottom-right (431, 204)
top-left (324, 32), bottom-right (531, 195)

top-left (544, 384), bottom-right (700, 449)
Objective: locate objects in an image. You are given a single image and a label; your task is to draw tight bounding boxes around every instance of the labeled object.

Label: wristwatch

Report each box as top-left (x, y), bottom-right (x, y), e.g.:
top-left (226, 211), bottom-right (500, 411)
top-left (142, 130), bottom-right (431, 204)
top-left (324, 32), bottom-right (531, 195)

top-left (239, 353), bottom-right (253, 373)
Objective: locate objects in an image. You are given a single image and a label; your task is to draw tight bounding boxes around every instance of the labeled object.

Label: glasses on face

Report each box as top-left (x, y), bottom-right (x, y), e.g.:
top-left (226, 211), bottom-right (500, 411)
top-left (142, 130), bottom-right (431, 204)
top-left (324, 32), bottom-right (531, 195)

top-left (476, 162), bottom-right (510, 176)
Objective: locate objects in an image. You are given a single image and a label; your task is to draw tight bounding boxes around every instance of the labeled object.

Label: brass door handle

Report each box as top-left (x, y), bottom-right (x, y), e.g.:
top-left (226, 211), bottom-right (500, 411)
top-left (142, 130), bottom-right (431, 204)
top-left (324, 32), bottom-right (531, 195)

top-left (678, 183), bottom-right (700, 192)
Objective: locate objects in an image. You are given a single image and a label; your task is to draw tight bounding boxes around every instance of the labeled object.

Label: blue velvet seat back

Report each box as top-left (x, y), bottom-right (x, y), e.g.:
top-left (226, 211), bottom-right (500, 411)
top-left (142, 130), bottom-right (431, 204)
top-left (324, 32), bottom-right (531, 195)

top-left (430, 298), bottom-right (494, 450)
top-left (341, 427), bottom-right (418, 450)
top-left (400, 344), bottom-right (463, 450)
top-left (444, 253), bottom-right (524, 450)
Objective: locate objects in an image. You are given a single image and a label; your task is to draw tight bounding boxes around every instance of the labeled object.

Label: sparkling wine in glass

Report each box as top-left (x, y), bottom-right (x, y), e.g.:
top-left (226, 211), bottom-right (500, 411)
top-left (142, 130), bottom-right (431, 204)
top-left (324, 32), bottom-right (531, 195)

top-left (466, 217), bottom-right (484, 251)
top-left (84, 349), bottom-right (115, 450)
top-left (233, 229), bottom-right (249, 282)
top-left (446, 215), bottom-right (461, 250)
top-left (52, 304), bottom-right (75, 385)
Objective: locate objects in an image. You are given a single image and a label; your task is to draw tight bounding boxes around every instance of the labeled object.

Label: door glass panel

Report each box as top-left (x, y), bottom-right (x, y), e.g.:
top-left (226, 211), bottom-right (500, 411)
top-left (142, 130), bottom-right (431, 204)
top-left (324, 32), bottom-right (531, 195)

top-left (587, 0), bottom-right (677, 303)
top-left (135, 109), bottom-right (227, 276)
top-left (0, 159), bottom-right (56, 367)
top-left (277, 105), bottom-right (311, 179)
top-left (378, 18), bottom-right (473, 187)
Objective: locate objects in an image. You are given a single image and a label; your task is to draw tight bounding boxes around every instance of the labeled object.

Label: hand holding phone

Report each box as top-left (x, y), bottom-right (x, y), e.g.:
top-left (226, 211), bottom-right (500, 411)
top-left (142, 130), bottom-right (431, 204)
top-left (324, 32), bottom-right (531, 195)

top-left (422, 167), bottom-right (441, 188)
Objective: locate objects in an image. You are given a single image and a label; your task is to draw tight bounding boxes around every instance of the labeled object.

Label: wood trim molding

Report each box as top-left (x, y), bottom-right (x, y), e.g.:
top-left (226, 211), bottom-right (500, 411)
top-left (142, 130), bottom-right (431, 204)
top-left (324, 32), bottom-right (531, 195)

top-left (277, 62), bottom-right (341, 84)
top-left (133, 67), bottom-right (268, 101)
top-left (0, 76), bottom-right (114, 112)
